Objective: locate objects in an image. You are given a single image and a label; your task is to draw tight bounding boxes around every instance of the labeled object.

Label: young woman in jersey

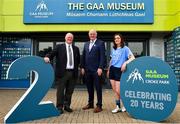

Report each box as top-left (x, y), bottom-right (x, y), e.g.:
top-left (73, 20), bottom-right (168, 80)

top-left (107, 33), bottom-right (135, 113)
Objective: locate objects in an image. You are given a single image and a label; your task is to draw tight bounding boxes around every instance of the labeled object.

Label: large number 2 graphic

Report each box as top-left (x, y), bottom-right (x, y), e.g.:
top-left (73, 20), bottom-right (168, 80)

top-left (4, 56), bottom-right (60, 123)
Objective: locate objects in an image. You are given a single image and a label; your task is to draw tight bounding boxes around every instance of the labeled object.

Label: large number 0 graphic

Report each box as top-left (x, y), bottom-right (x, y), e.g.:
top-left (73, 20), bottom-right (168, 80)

top-left (4, 56), bottom-right (60, 123)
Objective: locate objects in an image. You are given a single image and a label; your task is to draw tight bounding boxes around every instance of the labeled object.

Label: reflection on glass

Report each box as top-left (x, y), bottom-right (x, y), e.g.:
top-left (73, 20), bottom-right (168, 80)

top-left (75, 42), bottom-right (85, 55)
top-left (38, 42), bottom-right (53, 57)
top-left (128, 42), bottom-right (143, 58)
top-left (0, 37), bottom-right (32, 80)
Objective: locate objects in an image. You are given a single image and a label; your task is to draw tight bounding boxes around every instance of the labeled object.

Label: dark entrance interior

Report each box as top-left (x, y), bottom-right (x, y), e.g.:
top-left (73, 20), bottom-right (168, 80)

top-left (33, 32), bottom-right (151, 88)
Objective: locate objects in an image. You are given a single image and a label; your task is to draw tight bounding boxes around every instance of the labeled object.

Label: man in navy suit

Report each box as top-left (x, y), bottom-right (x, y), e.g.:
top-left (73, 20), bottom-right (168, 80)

top-left (81, 29), bottom-right (106, 113)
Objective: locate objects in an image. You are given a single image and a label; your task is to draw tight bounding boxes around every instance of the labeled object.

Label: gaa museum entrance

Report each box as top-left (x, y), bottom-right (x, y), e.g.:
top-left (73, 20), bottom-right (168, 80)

top-left (33, 32), bottom-right (150, 88)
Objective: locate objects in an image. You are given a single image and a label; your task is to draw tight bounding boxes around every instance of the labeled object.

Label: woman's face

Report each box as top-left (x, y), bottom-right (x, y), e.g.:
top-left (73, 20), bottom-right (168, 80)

top-left (114, 35), bottom-right (121, 46)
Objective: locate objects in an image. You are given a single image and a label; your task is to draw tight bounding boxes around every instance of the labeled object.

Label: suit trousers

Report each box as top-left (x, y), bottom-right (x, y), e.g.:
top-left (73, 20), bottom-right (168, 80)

top-left (85, 71), bottom-right (102, 107)
top-left (56, 70), bottom-right (75, 109)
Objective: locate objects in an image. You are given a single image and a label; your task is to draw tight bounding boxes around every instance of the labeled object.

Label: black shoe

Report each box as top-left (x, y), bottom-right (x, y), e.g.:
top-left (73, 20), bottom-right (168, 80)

top-left (64, 106), bottom-right (73, 112)
top-left (57, 108), bottom-right (64, 114)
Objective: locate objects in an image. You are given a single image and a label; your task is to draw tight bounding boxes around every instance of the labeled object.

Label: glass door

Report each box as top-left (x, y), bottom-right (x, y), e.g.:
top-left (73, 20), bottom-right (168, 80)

top-left (127, 42), bottom-right (145, 58)
top-left (38, 42), bottom-right (53, 57)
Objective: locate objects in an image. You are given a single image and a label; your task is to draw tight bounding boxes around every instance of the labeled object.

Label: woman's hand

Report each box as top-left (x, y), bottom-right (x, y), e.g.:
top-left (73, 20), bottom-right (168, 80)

top-left (121, 62), bottom-right (127, 72)
top-left (44, 57), bottom-right (50, 63)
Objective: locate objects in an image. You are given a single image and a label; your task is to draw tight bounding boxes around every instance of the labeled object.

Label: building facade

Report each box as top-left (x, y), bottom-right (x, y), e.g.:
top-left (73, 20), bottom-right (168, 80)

top-left (0, 0), bottom-right (180, 89)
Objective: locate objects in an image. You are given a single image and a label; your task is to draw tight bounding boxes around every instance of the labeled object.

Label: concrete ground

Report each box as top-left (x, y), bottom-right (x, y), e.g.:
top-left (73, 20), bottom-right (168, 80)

top-left (0, 89), bottom-right (180, 123)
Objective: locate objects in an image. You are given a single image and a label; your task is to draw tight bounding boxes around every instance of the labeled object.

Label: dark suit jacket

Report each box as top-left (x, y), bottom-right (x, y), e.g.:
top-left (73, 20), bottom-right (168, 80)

top-left (46, 43), bottom-right (80, 79)
top-left (81, 39), bottom-right (106, 72)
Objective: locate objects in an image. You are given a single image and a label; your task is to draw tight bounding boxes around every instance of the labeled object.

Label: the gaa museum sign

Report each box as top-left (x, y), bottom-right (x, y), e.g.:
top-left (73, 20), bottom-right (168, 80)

top-left (24, 0), bottom-right (154, 23)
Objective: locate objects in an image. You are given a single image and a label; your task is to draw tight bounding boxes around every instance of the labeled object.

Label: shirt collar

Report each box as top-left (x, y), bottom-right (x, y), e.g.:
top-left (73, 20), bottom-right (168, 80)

top-left (90, 39), bottom-right (97, 43)
top-left (65, 42), bottom-right (72, 47)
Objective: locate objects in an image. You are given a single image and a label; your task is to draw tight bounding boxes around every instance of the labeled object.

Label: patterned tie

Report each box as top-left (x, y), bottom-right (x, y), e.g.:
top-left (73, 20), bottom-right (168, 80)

top-left (68, 45), bottom-right (72, 66)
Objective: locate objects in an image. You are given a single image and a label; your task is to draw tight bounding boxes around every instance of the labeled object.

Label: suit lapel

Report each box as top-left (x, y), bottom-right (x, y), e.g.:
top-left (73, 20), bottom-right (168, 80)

top-left (72, 45), bottom-right (76, 58)
top-left (86, 42), bottom-right (90, 53)
top-left (62, 43), bottom-right (67, 61)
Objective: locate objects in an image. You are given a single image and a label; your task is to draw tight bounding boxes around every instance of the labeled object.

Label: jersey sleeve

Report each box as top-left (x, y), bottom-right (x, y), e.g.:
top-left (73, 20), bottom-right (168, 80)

top-left (125, 46), bottom-right (133, 59)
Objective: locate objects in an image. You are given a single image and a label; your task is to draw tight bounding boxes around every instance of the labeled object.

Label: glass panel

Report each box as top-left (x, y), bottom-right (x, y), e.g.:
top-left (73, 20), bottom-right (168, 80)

top-left (56, 42), bottom-right (61, 45)
top-left (74, 42), bottom-right (84, 55)
top-left (1, 37), bottom-right (32, 80)
top-left (38, 42), bottom-right (53, 57)
top-left (128, 42), bottom-right (143, 58)
top-left (74, 42), bottom-right (84, 85)
top-left (110, 42), bottom-right (113, 52)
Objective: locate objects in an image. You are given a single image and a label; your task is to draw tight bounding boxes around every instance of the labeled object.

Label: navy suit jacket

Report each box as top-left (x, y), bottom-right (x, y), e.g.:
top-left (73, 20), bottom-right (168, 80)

top-left (81, 39), bottom-right (106, 72)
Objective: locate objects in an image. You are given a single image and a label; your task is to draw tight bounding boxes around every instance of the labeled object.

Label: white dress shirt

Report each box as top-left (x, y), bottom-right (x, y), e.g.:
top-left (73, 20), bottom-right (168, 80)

top-left (89, 39), bottom-right (97, 51)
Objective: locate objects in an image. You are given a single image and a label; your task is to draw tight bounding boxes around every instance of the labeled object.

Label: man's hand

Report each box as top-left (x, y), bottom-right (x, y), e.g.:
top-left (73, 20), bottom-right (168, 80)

top-left (44, 57), bottom-right (50, 63)
top-left (97, 68), bottom-right (102, 76)
top-left (81, 68), bottom-right (85, 76)
top-left (106, 70), bottom-right (109, 78)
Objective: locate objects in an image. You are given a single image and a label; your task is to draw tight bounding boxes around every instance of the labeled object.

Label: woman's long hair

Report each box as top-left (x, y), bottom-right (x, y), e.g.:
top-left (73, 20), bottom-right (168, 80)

top-left (113, 33), bottom-right (125, 50)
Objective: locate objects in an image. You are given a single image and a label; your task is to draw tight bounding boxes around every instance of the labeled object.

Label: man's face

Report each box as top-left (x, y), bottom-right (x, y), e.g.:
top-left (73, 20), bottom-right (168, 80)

top-left (89, 30), bottom-right (97, 41)
top-left (65, 33), bottom-right (73, 44)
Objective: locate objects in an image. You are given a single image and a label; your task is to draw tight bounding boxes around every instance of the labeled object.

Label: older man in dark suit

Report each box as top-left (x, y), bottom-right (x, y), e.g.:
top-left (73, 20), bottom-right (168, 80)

top-left (81, 29), bottom-right (106, 113)
top-left (44, 33), bottom-right (80, 114)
